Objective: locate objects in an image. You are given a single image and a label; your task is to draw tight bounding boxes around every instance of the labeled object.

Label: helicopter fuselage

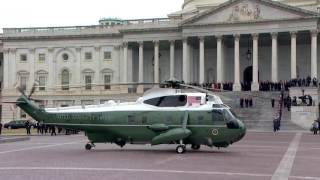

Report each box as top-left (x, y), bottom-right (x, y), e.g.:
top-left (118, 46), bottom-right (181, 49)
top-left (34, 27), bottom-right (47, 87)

top-left (15, 89), bottom-right (246, 152)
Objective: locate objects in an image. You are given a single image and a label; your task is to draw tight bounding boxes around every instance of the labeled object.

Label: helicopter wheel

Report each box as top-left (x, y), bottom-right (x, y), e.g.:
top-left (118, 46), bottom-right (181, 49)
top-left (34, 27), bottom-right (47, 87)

top-left (176, 145), bottom-right (186, 154)
top-left (191, 144), bottom-right (200, 150)
top-left (85, 143), bottom-right (94, 150)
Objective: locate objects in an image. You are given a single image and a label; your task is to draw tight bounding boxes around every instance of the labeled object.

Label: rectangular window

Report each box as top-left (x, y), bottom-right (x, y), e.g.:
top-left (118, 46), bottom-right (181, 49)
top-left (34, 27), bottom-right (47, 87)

top-left (85, 75), bottom-right (92, 90)
top-left (20, 76), bottom-right (27, 91)
top-left (104, 75), bottom-right (111, 90)
top-left (39, 76), bottom-right (46, 91)
top-left (38, 53), bottom-right (45, 62)
top-left (85, 52), bottom-right (92, 60)
top-left (104, 51), bottom-right (112, 60)
top-left (20, 54), bottom-right (27, 62)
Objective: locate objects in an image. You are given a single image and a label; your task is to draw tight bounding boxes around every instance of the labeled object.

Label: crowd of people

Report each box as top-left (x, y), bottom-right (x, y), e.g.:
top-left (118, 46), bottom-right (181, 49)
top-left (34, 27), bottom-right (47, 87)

top-left (240, 98), bottom-right (253, 108)
top-left (188, 76), bottom-right (318, 92)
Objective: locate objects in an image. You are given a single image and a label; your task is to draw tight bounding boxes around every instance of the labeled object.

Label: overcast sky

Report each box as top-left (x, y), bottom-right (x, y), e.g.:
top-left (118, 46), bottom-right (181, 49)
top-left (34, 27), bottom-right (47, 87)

top-left (0, 0), bottom-right (184, 32)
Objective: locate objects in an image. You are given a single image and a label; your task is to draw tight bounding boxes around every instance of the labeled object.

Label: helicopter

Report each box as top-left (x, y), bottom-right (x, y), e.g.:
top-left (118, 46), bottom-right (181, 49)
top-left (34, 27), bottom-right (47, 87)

top-left (6, 80), bottom-right (246, 154)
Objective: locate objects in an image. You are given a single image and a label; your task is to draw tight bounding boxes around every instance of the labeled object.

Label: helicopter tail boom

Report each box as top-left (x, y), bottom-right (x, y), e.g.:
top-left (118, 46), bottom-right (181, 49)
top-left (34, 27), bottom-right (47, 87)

top-left (15, 95), bottom-right (47, 122)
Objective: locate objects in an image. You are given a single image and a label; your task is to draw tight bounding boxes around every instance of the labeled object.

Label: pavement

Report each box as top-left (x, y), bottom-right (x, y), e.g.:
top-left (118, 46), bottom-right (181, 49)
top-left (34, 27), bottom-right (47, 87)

top-left (0, 131), bottom-right (319, 180)
top-left (0, 136), bottom-right (30, 144)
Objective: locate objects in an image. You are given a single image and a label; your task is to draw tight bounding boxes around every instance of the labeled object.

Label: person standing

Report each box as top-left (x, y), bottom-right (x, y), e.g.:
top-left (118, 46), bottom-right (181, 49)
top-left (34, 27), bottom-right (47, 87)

top-left (0, 122), bottom-right (2, 135)
top-left (51, 126), bottom-right (56, 136)
top-left (271, 99), bottom-right (275, 108)
top-left (25, 121), bottom-right (31, 135)
top-left (312, 120), bottom-right (318, 135)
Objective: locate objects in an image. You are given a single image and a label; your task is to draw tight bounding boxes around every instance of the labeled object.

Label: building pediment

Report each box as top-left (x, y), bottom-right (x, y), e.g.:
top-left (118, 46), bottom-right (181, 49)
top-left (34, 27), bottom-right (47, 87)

top-left (181, 0), bottom-right (319, 26)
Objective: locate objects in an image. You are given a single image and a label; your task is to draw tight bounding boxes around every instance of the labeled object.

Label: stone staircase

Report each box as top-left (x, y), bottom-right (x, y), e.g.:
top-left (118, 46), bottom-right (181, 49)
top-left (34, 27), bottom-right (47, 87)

top-left (215, 91), bottom-right (305, 131)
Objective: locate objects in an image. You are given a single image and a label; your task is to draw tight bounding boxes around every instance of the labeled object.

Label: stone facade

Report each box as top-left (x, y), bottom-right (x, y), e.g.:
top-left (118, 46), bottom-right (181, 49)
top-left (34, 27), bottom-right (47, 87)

top-left (0, 0), bottom-right (320, 123)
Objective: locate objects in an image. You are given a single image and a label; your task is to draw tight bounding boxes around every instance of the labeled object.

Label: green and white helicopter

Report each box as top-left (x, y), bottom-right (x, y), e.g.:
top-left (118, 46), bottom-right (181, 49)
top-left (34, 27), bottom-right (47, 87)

top-left (9, 80), bottom-right (246, 154)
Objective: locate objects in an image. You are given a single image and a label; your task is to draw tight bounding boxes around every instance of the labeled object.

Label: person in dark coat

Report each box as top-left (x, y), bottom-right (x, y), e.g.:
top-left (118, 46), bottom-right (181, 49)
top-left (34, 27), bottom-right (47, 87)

top-left (249, 98), bottom-right (253, 107)
top-left (240, 98), bottom-right (244, 108)
top-left (271, 99), bottom-right (275, 108)
top-left (25, 121), bottom-right (31, 135)
top-left (0, 122), bottom-right (2, 135)
top-left (312, 120), bottom-right (318, 135)
top-left (245, 99), bottom-right (249, 108)
top-left (51, 126), bottom-right (56, 136)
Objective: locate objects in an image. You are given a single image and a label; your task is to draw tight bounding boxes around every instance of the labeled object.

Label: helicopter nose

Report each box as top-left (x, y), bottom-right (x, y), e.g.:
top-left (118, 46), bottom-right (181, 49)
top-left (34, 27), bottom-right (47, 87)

top-left (236, 120), bottom-right (246, 142)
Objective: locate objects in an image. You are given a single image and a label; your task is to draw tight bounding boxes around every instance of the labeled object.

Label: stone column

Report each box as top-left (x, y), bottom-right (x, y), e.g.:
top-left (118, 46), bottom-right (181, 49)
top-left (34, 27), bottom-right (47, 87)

top-left (233, 34), bottom-right (241, 91)
top-left (28, 48), bottom-right (35, 89)
top-left (311, 30), bottom-right (318, 79)
top-left (182, 38), bottom-right (189, 83)
top-left (75, 47), bottom-right (81, 89)
top-left (122, 42), bottom-right (128, 93)
top-left (251, 33), bottom-right (259, 91)
top-left (3, 49), bottom-right (9, 89)
top-left (216, 35), bottom-right (223, 83)
top-left (123, 42), bottom-right (128, 83)
top-left (137, 41), bottom-right (144, 93)
top-left (170, 40), bottom-right (175, 79)
top-left (48, 48), bottom-right (54, 89)
top-left (199, 36), bottom-right (205, 84)
top-left (9, 49), bottom-right (17, 89)
top-left (154, 40), bottom-right (160, 83)
top-left (271, 32), bottom-right (278, 83)
top-left (291, 31), bottom-right (297, 79)
top-left (94, 46), bottom-right (101, 86)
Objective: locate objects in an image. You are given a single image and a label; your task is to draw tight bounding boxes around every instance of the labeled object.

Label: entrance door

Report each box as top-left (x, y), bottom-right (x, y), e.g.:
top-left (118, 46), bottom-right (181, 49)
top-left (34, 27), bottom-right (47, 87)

top-left (243, 66), bottom-right (252, 91)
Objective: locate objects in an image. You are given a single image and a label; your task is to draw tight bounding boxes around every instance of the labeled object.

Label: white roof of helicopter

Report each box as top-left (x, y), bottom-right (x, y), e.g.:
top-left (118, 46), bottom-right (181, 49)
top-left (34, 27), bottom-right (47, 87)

top-left (45, 88), bottom-right (224, 113)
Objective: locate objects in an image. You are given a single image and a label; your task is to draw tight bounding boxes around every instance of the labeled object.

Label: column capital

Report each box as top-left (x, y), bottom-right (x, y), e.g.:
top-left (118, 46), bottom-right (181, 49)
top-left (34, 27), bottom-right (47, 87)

top-left (94, 46), bottom-right (101, 51)
top-left (153, 40), bottom-right (159, 46)
top-left (252, 33), bottom-right (259, 40)
top-left (290, 31), bottom-right (297, 38)
top-left (114, 44), bottom-right (121, 49)
top-left (123, 41), bottom-right (128, 48)
top-left (138, 41), bottom-right (144, 46)
top-left (169, 40), bottom-right (175, 45)
top-left (311, 30), bottom-right (318, 36)
top-left (215, 35), bottom-right (223, 40)
top-left (271, 32), bottom-right (278, 39)
top-left (48, 47), bottom-right (54, 53)
top-left (182, 37), bottom-right (188, 43)
top-left (198, 36), bottom-right (205, 42)
top-left (9, 48), bottom-right (17, 53)
top-left (233, 34), bottom-right (240, 40)
top-left (3, 48), bottom-right (9, 53)
top-left (28, 48), bottom-right (35, 53)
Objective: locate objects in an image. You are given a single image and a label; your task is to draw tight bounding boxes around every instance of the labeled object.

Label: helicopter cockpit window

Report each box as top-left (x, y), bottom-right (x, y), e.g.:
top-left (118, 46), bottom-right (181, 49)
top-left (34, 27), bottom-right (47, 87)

top-left (223, 109), bottom-right (240, 129)
top-left (211, 110), bottom-right (225, 125)
top-left (144, 95), bottom-right (187, 107)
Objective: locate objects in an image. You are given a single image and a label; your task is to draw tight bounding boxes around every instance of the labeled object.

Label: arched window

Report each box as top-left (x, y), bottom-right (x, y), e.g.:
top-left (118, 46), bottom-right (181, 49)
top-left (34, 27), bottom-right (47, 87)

top-left (35, 70), bottom-right (48, 91)
top-left (61, 69), bottom-right (69, 90)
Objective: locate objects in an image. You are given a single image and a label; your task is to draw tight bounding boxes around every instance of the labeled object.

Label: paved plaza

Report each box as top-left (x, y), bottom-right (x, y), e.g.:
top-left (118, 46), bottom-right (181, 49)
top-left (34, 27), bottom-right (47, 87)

top-left (0, 131), bottom-right (319, 180)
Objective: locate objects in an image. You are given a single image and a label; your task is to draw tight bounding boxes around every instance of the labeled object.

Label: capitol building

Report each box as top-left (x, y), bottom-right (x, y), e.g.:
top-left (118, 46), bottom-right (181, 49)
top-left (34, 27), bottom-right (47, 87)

top-left (0, 0), bottom-right (320, 122)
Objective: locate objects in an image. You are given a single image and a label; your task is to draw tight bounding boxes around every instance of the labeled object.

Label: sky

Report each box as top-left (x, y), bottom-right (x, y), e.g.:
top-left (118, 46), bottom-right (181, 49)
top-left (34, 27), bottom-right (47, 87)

top-left (0, 0), bottom-right (184, 32)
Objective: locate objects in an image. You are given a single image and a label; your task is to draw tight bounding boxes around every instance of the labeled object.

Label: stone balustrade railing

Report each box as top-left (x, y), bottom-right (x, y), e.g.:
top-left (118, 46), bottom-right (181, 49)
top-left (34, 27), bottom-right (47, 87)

top-left (2, 18), bottom-right (181, 37)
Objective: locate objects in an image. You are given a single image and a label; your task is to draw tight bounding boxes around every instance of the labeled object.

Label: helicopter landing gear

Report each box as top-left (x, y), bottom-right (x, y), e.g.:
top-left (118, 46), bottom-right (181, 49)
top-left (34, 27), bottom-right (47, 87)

top-left (85, 142), bottom-right (95, 150)
top-left (176, 145), bottom-right (186, 154)
top-left (176, 140), bottom-right (186, 154)
top-left (191, 144), bottom-right (200, 150)
top-left (115, 140), bottom-right (126, 148)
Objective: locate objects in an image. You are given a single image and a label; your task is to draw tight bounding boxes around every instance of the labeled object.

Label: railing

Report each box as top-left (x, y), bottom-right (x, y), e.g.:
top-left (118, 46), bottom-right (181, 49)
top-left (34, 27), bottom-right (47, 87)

top-left (2, 18), bottom-right (181, 36)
